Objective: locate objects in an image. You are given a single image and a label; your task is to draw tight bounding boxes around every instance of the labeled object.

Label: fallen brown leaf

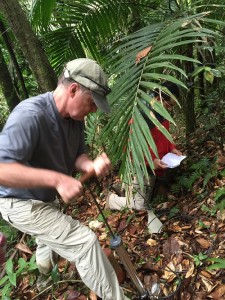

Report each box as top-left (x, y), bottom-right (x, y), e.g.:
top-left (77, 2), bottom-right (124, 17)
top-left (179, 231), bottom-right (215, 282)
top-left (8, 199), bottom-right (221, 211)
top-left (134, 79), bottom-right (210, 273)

top-left (185, 261), bottom-right (195, 278)
top-left (208, 284), bottom-right (225, 299)
top-left (200, 270), bottom-right (212, 279)
top-left (200, 276), bottom-right (215, 293)
top-left (196, 238), bottom-right (210, 249)
top-left (15, 242), bottom-right (32, 254)
top-left (169, 224), bottom-right (182, 232)
top-left (146, 238), bottom-right (158, 246)
top-left (163, 236), bottom-right (181, 260)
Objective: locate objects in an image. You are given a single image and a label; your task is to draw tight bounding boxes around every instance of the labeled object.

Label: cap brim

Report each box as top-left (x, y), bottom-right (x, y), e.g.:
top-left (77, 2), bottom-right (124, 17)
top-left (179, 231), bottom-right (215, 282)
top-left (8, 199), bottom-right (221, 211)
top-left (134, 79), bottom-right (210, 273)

top-left (92, 91), bottom-right (111, 113)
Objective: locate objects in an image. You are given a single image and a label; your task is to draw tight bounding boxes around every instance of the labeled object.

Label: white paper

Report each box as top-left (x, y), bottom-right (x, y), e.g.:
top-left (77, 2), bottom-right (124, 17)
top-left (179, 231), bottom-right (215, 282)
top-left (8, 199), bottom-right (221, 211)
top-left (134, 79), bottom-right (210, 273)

top-left (161, 153), bottom-right (186, 168)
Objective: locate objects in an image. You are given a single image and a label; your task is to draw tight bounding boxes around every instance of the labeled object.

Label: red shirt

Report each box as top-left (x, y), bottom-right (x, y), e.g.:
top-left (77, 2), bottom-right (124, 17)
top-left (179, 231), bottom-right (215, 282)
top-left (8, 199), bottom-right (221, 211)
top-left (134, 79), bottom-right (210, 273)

top-left (149, 119), bottom-right (176, 176)
top-left (128, 117), bottom-right (176, 176)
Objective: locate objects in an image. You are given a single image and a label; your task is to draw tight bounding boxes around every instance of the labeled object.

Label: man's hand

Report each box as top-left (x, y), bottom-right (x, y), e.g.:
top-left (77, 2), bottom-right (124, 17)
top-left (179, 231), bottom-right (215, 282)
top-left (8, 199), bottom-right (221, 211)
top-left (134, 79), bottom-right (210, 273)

top-left (74, 152), bottom-right (112, 178)
top-left (0, 232), bottom-right (6, 265)
top-left (93, 152), bottom-right (112, 177)
top-left (56, 175), bottom-right (83, 203)
top-left (153, 158), bottom-right (168, 170)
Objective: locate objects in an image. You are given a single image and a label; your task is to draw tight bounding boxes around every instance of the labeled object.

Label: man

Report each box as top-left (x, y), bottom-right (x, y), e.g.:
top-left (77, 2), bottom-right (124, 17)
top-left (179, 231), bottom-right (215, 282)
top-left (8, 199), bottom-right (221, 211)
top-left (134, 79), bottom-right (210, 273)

top-left (107, 82), bottom-right (182, 233)
top-left (0, 58), bottom-right (129, 299)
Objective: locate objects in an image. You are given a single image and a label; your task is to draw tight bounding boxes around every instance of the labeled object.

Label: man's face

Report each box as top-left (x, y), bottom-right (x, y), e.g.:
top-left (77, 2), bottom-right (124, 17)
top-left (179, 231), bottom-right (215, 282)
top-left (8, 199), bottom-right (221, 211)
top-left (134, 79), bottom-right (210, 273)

top-left (69, 86), bottom-right (97, 121)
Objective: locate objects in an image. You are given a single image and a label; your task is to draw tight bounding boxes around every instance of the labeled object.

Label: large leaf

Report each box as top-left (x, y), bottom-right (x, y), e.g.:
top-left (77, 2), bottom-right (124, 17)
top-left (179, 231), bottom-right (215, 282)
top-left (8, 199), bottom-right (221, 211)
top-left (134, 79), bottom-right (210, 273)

top-left (28, 0), bottom-right (224, 187)
top-left (100, 12), bottom-right (221, 186)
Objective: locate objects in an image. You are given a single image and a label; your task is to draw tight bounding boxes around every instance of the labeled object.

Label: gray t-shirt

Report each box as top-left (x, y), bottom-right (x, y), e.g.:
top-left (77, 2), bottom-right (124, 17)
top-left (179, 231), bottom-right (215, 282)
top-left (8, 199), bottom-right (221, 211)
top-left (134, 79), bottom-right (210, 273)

top-left (0, 92), bottom-right (86, 201)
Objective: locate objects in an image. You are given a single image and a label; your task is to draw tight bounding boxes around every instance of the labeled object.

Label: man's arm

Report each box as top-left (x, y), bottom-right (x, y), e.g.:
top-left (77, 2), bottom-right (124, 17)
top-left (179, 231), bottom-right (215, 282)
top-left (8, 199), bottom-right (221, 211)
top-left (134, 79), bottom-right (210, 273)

top-left (0, 162), bottom-right (83, 203)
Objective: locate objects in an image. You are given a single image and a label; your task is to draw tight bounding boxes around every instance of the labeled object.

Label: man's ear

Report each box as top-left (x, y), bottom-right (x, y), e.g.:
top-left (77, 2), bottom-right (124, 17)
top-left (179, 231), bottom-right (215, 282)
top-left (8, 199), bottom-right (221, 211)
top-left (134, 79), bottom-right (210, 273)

top-left (70, 82), bottom-right (78, 95)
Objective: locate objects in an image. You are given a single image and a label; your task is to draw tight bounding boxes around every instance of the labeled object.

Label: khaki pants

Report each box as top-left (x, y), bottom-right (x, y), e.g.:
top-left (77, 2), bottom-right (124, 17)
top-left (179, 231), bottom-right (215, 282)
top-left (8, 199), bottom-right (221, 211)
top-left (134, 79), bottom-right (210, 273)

top-left (108, 177), bottom-right (156, 211)
top-left (107, 177), bottom-right (162, 234)
top-left (0, 198), bottom-right (127, 300)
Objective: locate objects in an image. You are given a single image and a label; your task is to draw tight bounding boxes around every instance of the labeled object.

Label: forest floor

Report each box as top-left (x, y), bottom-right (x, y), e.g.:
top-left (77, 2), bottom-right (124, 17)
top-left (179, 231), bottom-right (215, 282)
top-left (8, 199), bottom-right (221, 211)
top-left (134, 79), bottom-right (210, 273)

top-left (1, 122), bottom-right (225, 300)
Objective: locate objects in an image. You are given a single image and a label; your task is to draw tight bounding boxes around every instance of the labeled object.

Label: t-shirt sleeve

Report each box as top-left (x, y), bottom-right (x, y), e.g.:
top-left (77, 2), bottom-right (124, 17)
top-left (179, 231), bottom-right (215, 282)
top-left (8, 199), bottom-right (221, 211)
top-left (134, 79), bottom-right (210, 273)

top-left (0, 109), bottom-right (40, 163)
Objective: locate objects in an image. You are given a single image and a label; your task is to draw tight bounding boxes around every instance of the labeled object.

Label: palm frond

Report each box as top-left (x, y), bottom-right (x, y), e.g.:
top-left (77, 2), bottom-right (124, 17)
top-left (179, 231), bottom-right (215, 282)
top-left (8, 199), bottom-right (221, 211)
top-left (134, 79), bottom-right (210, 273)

top-left (101, 12), bottom-right (221, 187)
top-left (30, 0), bottom-right (57, 30)
top-left (30, 0), bottom-right (151, 70)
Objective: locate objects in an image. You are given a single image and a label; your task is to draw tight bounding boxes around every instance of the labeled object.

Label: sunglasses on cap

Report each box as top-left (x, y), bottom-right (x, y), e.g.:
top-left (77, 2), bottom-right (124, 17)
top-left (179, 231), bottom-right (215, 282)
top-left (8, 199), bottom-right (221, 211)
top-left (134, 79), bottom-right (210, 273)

top-left (79, 74), bottom-right (111, 96)
top-left (64, 68), bottom-right (111, 96)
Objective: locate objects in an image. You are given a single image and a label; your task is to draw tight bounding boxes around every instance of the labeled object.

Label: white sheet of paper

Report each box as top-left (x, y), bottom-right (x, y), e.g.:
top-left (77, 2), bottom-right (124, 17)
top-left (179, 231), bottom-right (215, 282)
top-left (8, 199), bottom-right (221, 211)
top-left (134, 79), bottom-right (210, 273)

top-left (161, 153), bottom-right (187, 168)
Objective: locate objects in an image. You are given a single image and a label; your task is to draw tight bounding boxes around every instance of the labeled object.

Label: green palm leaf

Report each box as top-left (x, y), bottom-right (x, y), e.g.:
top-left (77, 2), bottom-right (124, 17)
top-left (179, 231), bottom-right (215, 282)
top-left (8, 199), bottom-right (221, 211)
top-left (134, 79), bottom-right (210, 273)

top-left (101, 12), bottom-right (221, 187)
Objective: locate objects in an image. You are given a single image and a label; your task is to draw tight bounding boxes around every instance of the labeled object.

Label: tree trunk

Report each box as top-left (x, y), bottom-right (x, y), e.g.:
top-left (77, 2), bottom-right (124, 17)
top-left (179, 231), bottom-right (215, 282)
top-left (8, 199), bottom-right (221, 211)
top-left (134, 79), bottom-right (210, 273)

top-left (0, 48), bottom-right (20, 111)
top-left (0, 0), bottom-right (58, 93)
top-left (0, 20), bottom-right (29, 99)
top-left (183, 44), bottom-right (196, 135)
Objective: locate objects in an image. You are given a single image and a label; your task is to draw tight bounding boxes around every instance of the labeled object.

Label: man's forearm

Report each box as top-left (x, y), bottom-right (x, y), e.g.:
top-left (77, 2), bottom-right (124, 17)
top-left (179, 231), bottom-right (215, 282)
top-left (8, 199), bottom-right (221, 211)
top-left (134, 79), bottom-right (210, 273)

top-left (0, 162), bottom-right (62, 189)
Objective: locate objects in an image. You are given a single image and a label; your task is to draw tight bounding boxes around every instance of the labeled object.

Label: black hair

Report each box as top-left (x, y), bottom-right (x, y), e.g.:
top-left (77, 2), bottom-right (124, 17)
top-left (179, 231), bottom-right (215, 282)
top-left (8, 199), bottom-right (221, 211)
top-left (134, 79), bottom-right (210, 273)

top-left (153, 81), bottom-right (180, 101)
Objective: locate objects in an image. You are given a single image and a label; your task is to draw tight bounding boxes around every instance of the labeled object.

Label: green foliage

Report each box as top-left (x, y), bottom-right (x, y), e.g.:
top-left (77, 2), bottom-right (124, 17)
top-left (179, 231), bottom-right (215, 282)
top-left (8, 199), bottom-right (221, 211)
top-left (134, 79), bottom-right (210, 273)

top-left (195, 88), bottom-right (225, 149)
top-left (97, 210), bottom-right (111, 222)
top-left (200, 204), bottom-right (216, 216)
top-left (199, 181), bottom-right (225, 216)
top-left (0, 219), bottom-right (18, 243)
top-left (168, 206), bottom-right (179, 218)
top-left (85, 112), bottom-right (107, 159)
top-left (0, 255), bottom-right (38, 300)
top-left (20, 0), bottom-right (225, 188)
top-left (192, 66), bottom-right (222, 84)
top-left (207, 257), bottom-right (225, 270)
top-left (101, 11), bottom-right (222, 188)
top-left (198, 220), bottom-right (210, 229)
top-left (30, 0), bottom-right (146, 72)
top-left (214, 187), bottom-right (225, 202)
top-left (193, 252), bottom-right (208, 267)
top-left (0, 96), bottom-right (9, 130)
top-left (173, 157), bottom-right (218, 193)
top-left (51, 264), bottom-right (60, 283)
top-left (170, 182), bottom-right (182, 194)
top-left (213, 187), bottom-right (225, 213)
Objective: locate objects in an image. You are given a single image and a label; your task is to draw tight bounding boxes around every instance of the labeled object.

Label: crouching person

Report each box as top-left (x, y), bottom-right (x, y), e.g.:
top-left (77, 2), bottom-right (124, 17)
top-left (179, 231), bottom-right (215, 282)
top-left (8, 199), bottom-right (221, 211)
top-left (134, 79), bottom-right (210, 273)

top-left (106, 81), bottom-right (182, 234)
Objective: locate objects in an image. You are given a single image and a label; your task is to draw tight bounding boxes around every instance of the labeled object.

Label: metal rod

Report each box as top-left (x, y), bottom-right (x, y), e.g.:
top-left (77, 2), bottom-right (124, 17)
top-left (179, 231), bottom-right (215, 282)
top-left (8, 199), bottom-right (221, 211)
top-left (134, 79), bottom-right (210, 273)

top-left (80, 173), bottom-right (149, 298)
top-left (86, 187), bottom-right (148, 299)
top-left (110, 236), bottom-right (148, 299)
top-left (87, 188), bottom-right (116, 239)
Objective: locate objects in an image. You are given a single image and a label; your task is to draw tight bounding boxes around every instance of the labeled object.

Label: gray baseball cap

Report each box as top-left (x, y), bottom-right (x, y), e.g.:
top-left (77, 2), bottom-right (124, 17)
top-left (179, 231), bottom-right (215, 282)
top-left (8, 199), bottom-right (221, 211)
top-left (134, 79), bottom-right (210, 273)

top-left (64, 58), bottom-right (111, 113)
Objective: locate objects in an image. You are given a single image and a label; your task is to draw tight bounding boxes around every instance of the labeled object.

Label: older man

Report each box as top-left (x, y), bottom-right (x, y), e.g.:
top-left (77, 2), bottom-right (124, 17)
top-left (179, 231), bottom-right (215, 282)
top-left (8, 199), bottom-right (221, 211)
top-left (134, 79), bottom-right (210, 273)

top-left (0, 58), bottom-right (129, 299)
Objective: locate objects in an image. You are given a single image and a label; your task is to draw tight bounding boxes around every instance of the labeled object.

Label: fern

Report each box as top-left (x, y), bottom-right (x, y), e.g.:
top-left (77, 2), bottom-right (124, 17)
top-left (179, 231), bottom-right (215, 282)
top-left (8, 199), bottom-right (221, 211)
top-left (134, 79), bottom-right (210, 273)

top-left (203, 168), bottom-right (218, 188)
top-left (190, 157), bottom-right (211, 171)
top-left (188, 170), bottom-right (202, 187)
top-left (172, 156), bottom-right (218, 194)
top-left (214, 187), bottom-right (225, 202)
top-left (170, 183), bottom-right (182, 194)
top-left (213, 188), bottom-right (225, 213)
top-left (215, 199), bottom-right (225, 213)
